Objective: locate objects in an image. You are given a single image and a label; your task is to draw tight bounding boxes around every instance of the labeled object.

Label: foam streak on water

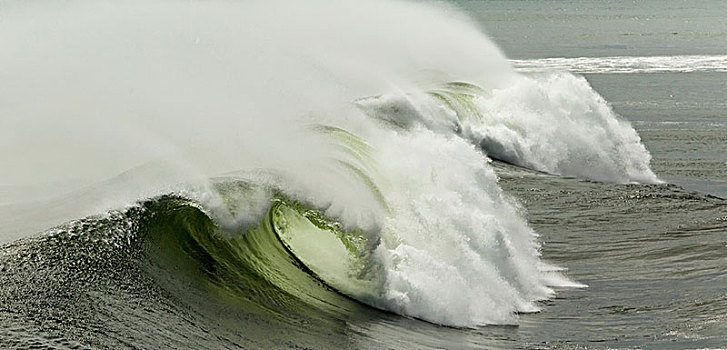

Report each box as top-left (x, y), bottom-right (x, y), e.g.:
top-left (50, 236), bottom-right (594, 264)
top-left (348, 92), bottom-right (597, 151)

top-left (511, 55), bottom-right (727, 74)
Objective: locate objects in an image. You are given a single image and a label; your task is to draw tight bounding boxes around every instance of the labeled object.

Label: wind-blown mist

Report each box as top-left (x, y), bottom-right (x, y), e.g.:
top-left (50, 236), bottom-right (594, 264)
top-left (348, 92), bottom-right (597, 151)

top-left (1, 0), bottom-right (654, 326)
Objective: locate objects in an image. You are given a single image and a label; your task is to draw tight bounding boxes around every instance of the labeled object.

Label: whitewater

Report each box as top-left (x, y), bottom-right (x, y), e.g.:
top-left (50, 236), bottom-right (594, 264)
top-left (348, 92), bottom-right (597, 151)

top-left (511, 54), bottom-right (727, 74)
top-left (4, 1), bottom-right (716, 349)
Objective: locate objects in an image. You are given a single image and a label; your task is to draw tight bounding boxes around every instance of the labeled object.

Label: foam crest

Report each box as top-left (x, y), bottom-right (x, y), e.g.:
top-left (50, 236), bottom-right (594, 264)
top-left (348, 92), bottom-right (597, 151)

top-left (467, 72), bottom-right (660, 183)
top-left (359, 72), bottom-right (660, 184)
top-left (366, 129), bottom-right (560, 326)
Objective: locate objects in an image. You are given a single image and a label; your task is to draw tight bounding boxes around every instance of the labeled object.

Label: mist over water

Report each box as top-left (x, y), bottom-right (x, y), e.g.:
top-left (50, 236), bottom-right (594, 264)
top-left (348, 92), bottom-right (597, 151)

top-left (1, 0), bottom-right (658, 330)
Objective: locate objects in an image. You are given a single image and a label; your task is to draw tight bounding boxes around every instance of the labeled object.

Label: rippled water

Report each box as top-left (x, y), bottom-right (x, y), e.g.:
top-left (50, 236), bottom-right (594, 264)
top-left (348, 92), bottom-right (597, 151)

top-left (498, 164), bottom-right (727, 349)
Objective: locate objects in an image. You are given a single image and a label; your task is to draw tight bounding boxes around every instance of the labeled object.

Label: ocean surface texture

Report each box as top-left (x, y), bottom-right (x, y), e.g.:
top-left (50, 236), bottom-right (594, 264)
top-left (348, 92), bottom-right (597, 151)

top-left (1, 1), bottom-right (725, 349)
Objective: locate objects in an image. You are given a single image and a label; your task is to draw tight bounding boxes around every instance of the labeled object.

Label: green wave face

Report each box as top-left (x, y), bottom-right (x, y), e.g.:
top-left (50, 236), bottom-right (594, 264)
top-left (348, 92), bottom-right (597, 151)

top-left (428, 82), bottom-right (487, 123)
top-left (134, 126), bottom-right (388, 323)
top-left (271, 199), bottom-right (380, 302)
top-left (313, 125), bottom-right (390, 212)
top-left (140, 193), bottom-right (380, 321)
top-left (0, 191), bottom-right (397, 349)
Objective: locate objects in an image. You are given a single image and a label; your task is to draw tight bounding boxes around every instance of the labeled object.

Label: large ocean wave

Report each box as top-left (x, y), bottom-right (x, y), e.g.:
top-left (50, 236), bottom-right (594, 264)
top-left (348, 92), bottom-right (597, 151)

top-left (1, 0), bottom-right (656, 327)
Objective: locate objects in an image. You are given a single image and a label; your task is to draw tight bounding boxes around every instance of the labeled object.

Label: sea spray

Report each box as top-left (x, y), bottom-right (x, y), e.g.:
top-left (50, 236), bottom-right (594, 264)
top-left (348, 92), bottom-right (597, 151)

top-left (0, 0), bottom-right (509, 231)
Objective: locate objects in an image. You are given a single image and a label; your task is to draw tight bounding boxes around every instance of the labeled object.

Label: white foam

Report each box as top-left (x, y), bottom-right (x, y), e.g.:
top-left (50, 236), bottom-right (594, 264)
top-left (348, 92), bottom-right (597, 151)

top-left (467, 72), bottom-right (661, 183)
top-left (366, 129), bottom-right (557, 325)
top-left (358, 72), bottom-right (661, 184)
top-left (511, 55), bottom-right (727, 74)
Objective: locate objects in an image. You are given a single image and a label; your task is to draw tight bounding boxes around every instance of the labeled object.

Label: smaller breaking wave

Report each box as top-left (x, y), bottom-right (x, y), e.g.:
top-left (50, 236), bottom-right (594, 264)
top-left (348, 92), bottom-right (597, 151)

top-left (511, 55), bottom-right (727, 74)
top-left (357, 74), bottom-right (660, 184)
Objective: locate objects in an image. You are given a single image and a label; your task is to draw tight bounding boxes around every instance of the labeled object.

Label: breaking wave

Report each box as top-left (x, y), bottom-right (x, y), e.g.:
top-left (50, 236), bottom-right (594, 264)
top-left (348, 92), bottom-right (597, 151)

top-left (0, 0), bottom-right (656, 329)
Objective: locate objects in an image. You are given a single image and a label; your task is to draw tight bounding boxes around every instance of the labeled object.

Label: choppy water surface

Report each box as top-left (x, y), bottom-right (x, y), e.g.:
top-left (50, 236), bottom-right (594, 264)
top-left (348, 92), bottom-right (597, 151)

top-left (499, 165), bottom-right (727, 349)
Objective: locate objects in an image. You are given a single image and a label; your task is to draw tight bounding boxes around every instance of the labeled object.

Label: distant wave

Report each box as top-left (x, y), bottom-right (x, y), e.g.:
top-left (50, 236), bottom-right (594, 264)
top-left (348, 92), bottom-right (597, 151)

top-left (511, 55), bottom-right (727, 74)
